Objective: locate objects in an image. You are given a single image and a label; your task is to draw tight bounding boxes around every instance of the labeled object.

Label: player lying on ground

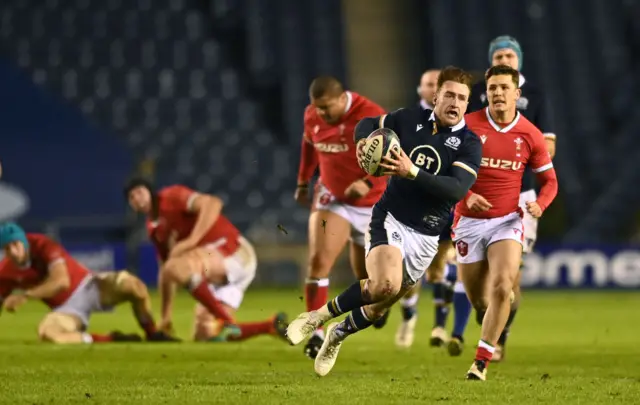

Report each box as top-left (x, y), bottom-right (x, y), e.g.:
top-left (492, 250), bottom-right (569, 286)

top-left (0, 223), bottom-right (177, 343)
top-left (287, 66), bottom-right (482, 376)
top-left (454, 65), bottom-right (558, 381)
top-left (125, 179), bottom-right (288, 342)
top-left (295, 76), bottom-right (388, 358)
top-left (468, 35), bottom-right (558, 362)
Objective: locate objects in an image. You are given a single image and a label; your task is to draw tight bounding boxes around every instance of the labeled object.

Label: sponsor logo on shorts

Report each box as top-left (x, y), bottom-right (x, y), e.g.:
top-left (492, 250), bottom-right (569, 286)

top-left (456, 240), bottom-right (468, 257)
top-left (391, 231), bottom-right (402, 243)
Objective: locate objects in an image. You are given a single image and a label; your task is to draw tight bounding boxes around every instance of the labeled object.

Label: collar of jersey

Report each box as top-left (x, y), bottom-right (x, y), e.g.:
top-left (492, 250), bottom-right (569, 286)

top-left (429, 111), bottom-right (466, 132)
top-left (420, 99), bottom-right (434, 110)
top-left (344, 91), bottom-right (353, 114)
top-left (485, 107), bottom-right (521, 132)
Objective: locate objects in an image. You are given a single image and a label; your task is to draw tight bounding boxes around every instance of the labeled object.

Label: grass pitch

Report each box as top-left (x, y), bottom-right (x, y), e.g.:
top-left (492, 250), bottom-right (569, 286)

top-left (0, 289), bottom-right (638, 404)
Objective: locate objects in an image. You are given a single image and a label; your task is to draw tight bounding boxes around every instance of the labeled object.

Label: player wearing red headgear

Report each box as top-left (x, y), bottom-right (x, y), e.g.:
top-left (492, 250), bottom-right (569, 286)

top-left (125, 179), bottom-right (289, 342)
top-left (0, 223), bottom-right (175, 343)
top-left (454, 65), bottom-right (558, 381)
top-left (294, 76), bottom-right (388, 358)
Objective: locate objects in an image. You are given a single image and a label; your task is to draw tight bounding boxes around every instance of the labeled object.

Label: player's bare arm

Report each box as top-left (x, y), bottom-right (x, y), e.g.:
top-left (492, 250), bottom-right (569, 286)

top-left (528, 167), bottom-right (558, 218)
top-left (295, 130), bottom-right (319, 207)
top-left (23, 260), bottom-right (70, 300)
top-left (4, 260), bottom-right (69, 312)
top-left (158, 231), bottom-right (178, 331)
top-left (169, 193), bottom-right (223, 258)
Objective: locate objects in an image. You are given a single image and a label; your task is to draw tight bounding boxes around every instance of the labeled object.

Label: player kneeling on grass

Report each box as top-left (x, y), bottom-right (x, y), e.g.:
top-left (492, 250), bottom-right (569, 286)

top-left (0, 223), bottom-right (177, 343)
top-left (125, 179), bottom-right (288, 342)
top-left (287, 66), bottom-right (483, 376)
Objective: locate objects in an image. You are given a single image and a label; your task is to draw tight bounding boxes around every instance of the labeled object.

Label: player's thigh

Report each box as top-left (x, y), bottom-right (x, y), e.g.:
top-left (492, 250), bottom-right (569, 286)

top-left (308, 209), bottom-right (351, 270)
top-left (426, 240), bottom-right (453, 282)
top-left (94, 270), bottom-right (139, 307)
top-left (457, 260), bottom-right (489, 308)
top-left (486, 239), bottom-right (522, 291)
top-left (365, 245), bottom-right (404, 297)
top-left (348, 241), bottom-right (368, 280)
top-left (38, 312), bottom-right (83, 339)
top-left (165, 246), bottom-right (227, 285)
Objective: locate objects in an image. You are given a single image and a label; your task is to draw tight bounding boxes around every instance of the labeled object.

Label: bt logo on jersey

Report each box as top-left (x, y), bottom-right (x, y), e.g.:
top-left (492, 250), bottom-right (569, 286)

top-left (314, 143), bottom-right (349, 153)
top-left (409, 145), bottom-right (442, 175)
top-left (480, 157), bottom-right (523, 171)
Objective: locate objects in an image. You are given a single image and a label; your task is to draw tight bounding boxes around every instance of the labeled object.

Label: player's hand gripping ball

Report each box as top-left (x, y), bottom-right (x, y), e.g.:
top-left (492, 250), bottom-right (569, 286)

top-left (357, 128), bottom-right (401, 177)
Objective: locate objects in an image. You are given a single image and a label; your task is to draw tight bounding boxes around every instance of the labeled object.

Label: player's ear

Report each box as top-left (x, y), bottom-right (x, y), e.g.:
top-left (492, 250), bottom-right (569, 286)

top-left (515, 87), bottom-right (522, 100)
top-left (416, 85), bottom-right (421, 97)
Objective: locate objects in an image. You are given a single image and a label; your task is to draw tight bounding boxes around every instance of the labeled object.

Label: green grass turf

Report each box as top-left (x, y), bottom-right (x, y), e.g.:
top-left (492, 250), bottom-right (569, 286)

top-left (0, 289), bottom-right (638, 404)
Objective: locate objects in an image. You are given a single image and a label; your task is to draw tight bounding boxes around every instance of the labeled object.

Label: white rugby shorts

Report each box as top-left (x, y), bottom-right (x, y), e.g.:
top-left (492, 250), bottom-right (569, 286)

top-left (365, 208), bottom-right (439, 286)
top-left (203, 236), bottom-right (257, 309)
top-left (53, 275), bottom-right (111, 327)
top-left (452, 212), bottom-right (524, 264)
top-left (519, 189), bottom-right (538, 254)
top-left (314, 183), bottom-right (373, 246)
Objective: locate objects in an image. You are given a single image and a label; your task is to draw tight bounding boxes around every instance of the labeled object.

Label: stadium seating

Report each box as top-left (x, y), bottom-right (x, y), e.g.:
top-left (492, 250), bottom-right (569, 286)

top-left (421, 0), bottom-right (640, 241)
top-left (2, 0), bottom-right (638, 243)
top-left (0, 0), bottom-right (346, 241)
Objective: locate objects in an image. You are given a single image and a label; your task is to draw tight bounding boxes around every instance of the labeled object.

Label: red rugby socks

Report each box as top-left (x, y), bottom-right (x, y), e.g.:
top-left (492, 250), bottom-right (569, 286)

top-left (305, 278), bottom-right (329, 335)
top-left (188, 274), bottom-right (234, 323)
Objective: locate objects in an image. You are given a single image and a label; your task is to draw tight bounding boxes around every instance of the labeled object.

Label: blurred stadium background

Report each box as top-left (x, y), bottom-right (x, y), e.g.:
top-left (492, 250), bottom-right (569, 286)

top-left (1, 0), bottom-right (639, 290)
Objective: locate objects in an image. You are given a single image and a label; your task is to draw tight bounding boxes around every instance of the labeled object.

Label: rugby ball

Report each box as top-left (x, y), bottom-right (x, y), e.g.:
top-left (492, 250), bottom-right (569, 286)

top-left (359, 128), bottom-right (401, 177)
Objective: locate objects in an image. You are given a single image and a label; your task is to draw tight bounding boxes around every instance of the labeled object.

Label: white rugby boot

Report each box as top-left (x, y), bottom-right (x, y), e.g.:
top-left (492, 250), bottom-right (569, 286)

top-left (466, 360), bottom-right (488, 381)
top-left (430, 326), bottom-right (449, 347)
top-left (314, 323), bottom-right (345, 377)
top-left (395, 315), bottom-right (417, 348)
top-left (286, 311), bottom-right (329, 345)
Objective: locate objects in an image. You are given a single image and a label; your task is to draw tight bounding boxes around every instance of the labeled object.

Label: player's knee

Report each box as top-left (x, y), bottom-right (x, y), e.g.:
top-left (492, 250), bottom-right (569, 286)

top-left (365, 306), bottom-right (388, 320)
top-left (193, 314), bottom-right (219, 342)
top-left (308, 252), bottom-right (333, 278)
top-left (490, 278), bottom-right (513, 303)
top-left (368, 278), bottom-right (401, 302)
top-left (162, 258), bottom-right (192, 284)
top-left (38, 324), bottom-right (60, 343)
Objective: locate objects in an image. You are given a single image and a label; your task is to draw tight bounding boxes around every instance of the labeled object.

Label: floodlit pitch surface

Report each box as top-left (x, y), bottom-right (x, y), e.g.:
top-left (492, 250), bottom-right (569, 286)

top-left (0, 290), bottom-right (638, 404)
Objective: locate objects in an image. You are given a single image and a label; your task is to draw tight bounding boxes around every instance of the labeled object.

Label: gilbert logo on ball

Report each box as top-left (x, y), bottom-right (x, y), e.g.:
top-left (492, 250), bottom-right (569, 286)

top-left (360, 128), bottom-right (401, 177)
